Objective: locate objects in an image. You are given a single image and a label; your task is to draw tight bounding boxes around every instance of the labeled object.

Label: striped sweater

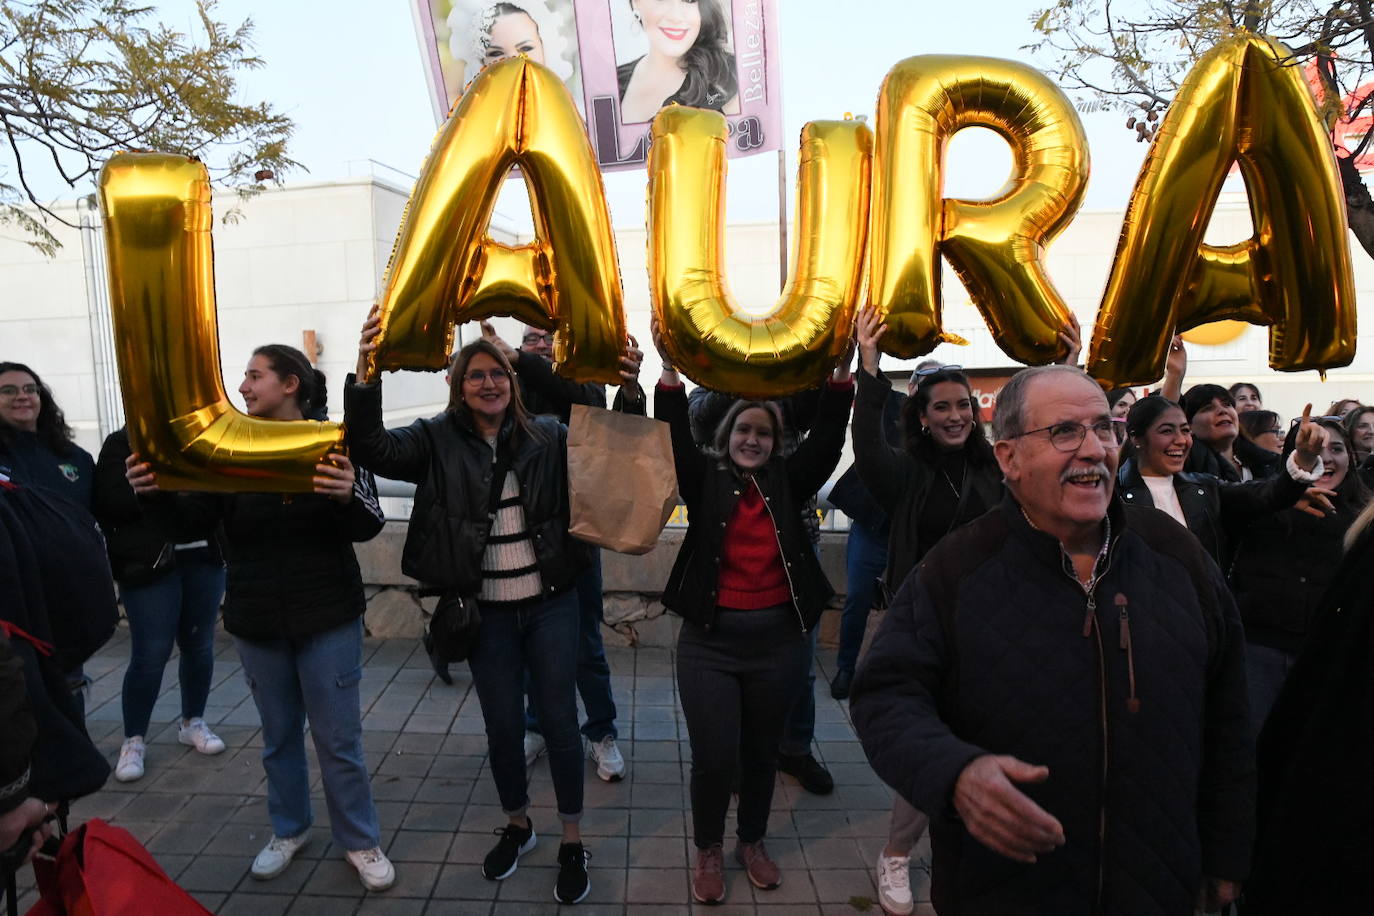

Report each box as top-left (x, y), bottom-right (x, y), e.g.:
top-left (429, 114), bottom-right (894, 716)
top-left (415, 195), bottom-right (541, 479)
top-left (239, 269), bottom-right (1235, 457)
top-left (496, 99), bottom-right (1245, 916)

top-left (479, 445), bottom-right (543, 604)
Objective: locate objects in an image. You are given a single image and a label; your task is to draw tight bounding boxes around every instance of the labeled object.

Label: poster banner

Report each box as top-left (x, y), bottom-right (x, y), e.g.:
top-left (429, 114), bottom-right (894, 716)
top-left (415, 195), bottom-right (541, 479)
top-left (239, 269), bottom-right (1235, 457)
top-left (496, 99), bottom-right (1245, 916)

top-left (411, 0), bottom-right (783, 171)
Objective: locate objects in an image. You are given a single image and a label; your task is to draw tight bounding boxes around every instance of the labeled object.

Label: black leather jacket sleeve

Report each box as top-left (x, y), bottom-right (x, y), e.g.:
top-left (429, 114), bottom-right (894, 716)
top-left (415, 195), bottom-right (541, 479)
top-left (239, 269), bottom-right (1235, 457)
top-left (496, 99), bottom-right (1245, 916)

top-left (786, 380), bottom-right (854, 499)
top-left (343, 375), bottom-right (435, 484)
top-left (516, 350), bottom-right (607, 414)
top-left (656, 383), bottom-right (707, 505)
top-left (854, 367), bottom-right (924, 508)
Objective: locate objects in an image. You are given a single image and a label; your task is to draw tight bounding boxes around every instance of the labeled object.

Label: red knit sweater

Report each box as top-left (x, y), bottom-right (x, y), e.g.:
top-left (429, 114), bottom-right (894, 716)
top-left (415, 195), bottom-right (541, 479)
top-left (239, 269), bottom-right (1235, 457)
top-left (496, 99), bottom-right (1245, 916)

top-left (717, 479), bottom-right (793, 609)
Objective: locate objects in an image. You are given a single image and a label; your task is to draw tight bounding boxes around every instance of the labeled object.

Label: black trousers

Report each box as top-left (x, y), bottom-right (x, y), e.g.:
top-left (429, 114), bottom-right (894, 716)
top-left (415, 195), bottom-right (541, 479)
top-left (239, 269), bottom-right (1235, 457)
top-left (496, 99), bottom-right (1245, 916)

top-left (676, 606), bottom-right (810, 848)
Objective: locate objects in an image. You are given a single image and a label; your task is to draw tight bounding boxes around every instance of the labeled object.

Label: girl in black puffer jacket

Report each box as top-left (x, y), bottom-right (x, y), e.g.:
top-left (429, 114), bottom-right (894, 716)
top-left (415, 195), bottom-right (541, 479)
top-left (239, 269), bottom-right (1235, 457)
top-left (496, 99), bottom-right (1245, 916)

top-left (126, 344), bottom-right (393, 892)
top-left (1228, 417), bottom-right (1370, 734)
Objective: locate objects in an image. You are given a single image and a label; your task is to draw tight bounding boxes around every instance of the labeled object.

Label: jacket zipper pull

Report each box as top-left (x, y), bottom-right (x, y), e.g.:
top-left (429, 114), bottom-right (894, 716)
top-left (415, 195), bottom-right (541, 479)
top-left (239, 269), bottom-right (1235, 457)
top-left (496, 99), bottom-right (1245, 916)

top-left (1116, 593), bottom-right (1140, 714)
top-left (1082, 594), bottom-right (1096, 638)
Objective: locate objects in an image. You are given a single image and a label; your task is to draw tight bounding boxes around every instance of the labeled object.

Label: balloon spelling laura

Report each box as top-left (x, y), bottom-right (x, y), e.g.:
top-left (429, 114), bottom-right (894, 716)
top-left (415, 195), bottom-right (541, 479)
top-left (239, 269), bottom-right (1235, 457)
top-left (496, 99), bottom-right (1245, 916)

top-left (647, 107), bottom-right (872, 398)
top-left (364, 55), bottom-right (626, 385)
top-left (99, 153), bottom-right (343, 492)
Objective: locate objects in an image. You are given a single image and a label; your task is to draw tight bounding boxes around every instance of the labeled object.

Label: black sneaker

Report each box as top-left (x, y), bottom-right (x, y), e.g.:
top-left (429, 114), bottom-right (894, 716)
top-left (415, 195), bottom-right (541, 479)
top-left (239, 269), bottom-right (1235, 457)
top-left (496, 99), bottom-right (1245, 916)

top-left (554, 842), bottom-right (591, 904)
top-left (777, 752), bottom-right (835, 795)
top-left (830, 668), bottom-right (853, 700)
top-left (482, 820), bottom-right (536, 880)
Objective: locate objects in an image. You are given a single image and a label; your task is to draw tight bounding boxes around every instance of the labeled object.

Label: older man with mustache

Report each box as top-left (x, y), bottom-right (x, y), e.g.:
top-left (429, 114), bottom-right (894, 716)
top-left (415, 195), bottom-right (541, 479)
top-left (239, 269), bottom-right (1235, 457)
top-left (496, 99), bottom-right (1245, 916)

top-left (851, 364), bottom-right (1254, 916)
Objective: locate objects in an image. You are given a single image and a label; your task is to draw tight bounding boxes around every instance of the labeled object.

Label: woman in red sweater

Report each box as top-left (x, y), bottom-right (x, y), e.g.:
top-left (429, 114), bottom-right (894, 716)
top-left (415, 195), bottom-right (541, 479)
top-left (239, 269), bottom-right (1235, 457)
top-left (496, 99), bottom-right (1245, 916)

top-left (651, 319), bottom-right (854, 905)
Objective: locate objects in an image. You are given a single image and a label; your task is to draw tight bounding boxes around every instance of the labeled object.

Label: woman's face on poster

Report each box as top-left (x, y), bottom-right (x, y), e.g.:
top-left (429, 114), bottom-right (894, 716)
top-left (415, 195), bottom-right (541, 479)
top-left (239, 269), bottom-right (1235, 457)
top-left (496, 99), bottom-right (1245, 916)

top-left (483, 9), bottom-right (546, 66)
top-left (634, 0), bottom-right (702, 61)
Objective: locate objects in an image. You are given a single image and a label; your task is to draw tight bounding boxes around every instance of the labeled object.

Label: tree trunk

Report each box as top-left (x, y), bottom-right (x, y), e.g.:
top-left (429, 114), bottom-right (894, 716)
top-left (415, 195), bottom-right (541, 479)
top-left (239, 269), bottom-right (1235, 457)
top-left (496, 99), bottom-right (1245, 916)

top-left (1338, 153), bottom-right (1374, 261)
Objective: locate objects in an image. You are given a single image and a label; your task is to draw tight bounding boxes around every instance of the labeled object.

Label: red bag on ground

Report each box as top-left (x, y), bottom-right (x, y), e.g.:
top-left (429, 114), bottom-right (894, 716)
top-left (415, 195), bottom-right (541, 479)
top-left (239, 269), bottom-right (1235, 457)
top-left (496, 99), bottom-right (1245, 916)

top-left (26, 819), bottom-right (211, 916)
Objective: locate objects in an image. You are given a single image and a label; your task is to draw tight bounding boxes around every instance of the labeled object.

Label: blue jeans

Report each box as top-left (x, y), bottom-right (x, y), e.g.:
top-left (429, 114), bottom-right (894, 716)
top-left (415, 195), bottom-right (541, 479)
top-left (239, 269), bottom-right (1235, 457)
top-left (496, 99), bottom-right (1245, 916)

top-left (236, 617), bottom-right (380, 851)
top-left (837, 520), bottom-right (888, 675)
top-left (470, 589), bottom-right (583, 822)
top-left (525, 555), bottom-right (618, 741)
top-left (1246, 641), bottom-right (1298, 738)
top-left (120, 554), bottom-right (225, 737)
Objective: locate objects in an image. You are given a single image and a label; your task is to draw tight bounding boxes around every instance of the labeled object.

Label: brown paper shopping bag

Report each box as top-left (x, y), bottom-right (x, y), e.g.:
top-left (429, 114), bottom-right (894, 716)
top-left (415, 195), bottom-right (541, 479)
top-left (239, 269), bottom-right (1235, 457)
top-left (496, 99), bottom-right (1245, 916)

top-left (566, 404), bottom-right (679, 554)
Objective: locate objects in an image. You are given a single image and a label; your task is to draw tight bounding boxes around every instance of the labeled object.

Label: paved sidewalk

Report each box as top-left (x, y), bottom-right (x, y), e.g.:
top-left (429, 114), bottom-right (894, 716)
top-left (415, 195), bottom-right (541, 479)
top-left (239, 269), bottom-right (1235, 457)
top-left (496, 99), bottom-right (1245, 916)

top-left (10, 628), bottom-right (933, 915)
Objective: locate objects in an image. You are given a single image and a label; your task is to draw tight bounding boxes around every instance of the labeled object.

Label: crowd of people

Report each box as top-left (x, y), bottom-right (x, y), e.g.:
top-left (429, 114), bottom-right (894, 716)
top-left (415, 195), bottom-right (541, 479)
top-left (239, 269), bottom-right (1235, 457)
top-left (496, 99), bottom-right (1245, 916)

top-left (2, 313), bottom-right (1372, 914)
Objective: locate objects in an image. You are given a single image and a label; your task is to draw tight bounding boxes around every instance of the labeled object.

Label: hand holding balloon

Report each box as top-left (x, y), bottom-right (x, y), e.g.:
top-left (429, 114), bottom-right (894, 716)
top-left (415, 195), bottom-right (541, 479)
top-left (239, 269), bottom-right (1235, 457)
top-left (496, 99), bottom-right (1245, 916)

top-left (357, 306), bottom-right (382, 380)
top-left (620, 335), bottom-right (644, 387)
top-left (125, 452), bottom-right (160, 495)
top-left (650, 315), bottom-right (678, 383)
top-left (855, 307), bottom-right (888, 376)
top-left (480, 320), bottom-right (520, 363)
top-left (1055, 314), bottom-right (1082, 367)
top-left (313, 453), bottom-right (356, 505)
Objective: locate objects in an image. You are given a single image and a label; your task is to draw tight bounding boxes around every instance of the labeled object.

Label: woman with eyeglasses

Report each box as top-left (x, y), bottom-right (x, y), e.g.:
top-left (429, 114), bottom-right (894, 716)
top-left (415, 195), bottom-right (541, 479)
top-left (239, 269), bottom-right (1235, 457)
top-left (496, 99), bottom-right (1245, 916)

top-left (345, 310), bottom-right (596, 905)
top-left (849, 308), bottom-right (1005, 916)
top-left (1116, 395), bottom-right (1326, 569)
top-left (1239, 410), bottom-right (1284, 456)
top-left (1228, 416), bottom-right (1370, 733)
top-left (0, 362), bottom-right (94, 509)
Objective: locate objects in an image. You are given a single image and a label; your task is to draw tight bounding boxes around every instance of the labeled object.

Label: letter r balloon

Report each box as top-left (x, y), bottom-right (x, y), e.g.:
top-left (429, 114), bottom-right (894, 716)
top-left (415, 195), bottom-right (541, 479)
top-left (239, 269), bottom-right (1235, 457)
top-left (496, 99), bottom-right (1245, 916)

top-left (366, 56), bottom-right (626, 384)
top-left (867, 56), bottom-right (1090, 366)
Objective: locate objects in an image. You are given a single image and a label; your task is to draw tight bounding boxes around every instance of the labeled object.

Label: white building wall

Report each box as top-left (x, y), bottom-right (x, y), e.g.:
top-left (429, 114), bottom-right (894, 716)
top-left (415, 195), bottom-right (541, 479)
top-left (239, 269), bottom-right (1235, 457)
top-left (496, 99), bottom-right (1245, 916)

top-left (4, 177), bottom-right (1374, 460)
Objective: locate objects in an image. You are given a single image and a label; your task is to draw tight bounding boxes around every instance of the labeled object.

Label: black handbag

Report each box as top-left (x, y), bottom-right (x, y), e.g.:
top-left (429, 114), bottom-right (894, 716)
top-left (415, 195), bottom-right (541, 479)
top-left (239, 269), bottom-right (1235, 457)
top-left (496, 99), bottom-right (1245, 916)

top-left (422, 442), bottom-right (512, 671)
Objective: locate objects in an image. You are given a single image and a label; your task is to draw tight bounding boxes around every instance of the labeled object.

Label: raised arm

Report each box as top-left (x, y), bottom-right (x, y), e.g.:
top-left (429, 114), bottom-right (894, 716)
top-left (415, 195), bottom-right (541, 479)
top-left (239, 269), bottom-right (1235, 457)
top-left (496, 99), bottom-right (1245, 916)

top-left (651, 315), bottom-right (707, 502)
top-left (786, 373), bottom-right (855, 499)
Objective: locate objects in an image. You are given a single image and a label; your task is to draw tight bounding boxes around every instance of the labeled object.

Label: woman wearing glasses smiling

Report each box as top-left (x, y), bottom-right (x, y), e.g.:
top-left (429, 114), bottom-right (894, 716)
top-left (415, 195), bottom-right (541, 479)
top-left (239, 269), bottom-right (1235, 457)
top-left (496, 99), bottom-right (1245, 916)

top-left (0, 362), bottom-right (94, 508)
top-left (346, 310), bottom-right (595, 905)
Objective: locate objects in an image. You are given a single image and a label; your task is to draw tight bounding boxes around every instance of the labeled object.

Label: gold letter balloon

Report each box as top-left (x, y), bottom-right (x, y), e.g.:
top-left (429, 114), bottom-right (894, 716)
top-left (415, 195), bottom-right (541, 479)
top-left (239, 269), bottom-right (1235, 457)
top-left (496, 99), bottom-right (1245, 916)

top-left (647, 107), bottom-right (872, 398)
top-left (99, 153), bottom-right (343, 492)
top-left (366, 56), bottom-right (625, 384)
top-left (867, 55), bottom-right (1089, 364)
top-left (1088, 35), bottom-right (1357, 387)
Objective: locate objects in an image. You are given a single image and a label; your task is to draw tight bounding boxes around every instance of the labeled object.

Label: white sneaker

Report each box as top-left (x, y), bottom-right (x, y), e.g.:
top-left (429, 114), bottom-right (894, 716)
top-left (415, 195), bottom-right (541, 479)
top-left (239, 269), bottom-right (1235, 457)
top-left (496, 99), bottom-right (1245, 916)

top-left (251, 831), bottom-right (311, 880)
top-left (523, 731), bottom-right (546, 766)
top-left (588, 736), bottom-right (626, 782)
top-left (178, 717), bottom-right (226, 755)
top-left (877, 853), bottom-right (914, 916)
top-left (345, 846), bottom-right (396, 891)
top-left (114, 736), bottom-right (145, 783)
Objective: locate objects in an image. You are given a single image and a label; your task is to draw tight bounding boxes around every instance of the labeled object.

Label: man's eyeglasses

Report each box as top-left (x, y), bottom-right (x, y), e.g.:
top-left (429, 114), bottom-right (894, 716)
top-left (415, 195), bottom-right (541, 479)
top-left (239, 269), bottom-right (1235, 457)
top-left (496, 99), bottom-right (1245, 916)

top-left (0, 384), bottom-right (38, 398)
top-left (464, 368), bottom-right (510, 385)
top-left (1012, 419), bottom-right (1118, 452)
top-left (522, 332), bottom-right (553, 346)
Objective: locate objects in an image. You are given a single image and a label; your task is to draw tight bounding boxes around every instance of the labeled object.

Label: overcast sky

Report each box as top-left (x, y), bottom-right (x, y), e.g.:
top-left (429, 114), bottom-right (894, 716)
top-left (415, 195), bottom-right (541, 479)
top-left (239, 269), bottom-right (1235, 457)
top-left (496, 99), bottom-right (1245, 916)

top-left (146, 0), bottom-right (1164, 231)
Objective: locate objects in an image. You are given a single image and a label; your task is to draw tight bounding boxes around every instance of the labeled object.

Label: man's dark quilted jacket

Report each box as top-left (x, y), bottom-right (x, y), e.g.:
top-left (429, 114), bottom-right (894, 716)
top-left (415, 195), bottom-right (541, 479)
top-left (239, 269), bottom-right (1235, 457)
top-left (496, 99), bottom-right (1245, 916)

top-left (850, 493), bottom-right (1254, 916)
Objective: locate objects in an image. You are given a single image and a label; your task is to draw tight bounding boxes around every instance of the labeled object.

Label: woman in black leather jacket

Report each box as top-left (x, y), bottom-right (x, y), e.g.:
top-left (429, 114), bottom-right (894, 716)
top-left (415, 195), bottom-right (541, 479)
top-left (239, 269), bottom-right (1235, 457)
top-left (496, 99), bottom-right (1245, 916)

top-left (1116, 395), bottom-right (1325, 569)
top-left (346, 315), bottom-right (593, 905)
top-left (1229, 417), bottom-right (1369, 734)
top-left (650, 318), bottom-right (852, 905)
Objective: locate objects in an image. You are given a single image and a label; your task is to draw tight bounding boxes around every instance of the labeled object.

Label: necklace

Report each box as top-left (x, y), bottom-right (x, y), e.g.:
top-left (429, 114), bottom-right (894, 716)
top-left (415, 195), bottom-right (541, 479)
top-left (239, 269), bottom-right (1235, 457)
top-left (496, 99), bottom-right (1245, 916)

top-left (940, 468), bottom-right (962, 500)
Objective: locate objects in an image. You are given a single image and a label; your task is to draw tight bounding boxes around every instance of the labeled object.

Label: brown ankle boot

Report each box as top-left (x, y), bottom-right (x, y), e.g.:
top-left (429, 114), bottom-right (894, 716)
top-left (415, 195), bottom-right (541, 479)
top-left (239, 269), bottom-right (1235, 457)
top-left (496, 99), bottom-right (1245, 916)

top-left (692, 844), bottom-right (725, 904)
top-left (735, 839), bottom-right (781, 889)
